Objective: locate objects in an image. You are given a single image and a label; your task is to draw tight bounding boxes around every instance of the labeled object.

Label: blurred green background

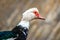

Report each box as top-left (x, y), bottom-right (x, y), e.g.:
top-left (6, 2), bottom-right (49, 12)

top-left (0, 0), bottom-right (60, 40)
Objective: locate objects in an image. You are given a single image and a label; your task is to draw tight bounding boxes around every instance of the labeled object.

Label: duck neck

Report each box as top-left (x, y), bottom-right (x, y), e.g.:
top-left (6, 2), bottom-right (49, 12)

top-left (17, 20), bottom-right (30, 29)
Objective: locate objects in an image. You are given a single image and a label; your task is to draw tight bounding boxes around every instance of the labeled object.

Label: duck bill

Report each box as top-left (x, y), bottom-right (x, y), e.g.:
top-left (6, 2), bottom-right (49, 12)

top-left (35, 16), bottom-right (45, 20)
top-left (37, 15), bottom-right (45, 20)
top-left (38, 16), bottom-right (45, 20)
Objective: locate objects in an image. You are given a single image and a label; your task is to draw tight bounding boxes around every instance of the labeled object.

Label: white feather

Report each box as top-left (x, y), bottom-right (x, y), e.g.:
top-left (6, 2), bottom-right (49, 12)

top-left (17, 21), bottom-right (29, 29)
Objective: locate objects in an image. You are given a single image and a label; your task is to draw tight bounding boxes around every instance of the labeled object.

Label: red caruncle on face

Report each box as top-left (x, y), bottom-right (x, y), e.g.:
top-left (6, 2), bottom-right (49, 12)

top-left (33, 11), bottom-right (40, 18)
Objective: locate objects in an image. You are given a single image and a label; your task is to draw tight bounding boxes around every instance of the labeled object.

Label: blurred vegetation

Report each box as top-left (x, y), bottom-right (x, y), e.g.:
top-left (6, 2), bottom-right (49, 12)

top-left (0, 0), bottom-right (60, 40)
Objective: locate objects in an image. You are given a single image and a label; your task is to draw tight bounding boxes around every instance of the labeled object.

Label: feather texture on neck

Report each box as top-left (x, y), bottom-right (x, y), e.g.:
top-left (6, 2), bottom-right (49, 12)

top-left (17, 21), bottom-right (29, 29)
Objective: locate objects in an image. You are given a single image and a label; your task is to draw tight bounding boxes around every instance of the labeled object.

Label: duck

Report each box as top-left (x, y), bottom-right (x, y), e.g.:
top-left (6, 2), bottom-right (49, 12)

top-left (0, 8), bottom-right (45, 40)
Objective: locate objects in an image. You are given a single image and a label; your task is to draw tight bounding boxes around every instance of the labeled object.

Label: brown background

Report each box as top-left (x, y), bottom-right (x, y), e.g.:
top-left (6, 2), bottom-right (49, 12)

top-left (0, 0), bottom-right (60, 40)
